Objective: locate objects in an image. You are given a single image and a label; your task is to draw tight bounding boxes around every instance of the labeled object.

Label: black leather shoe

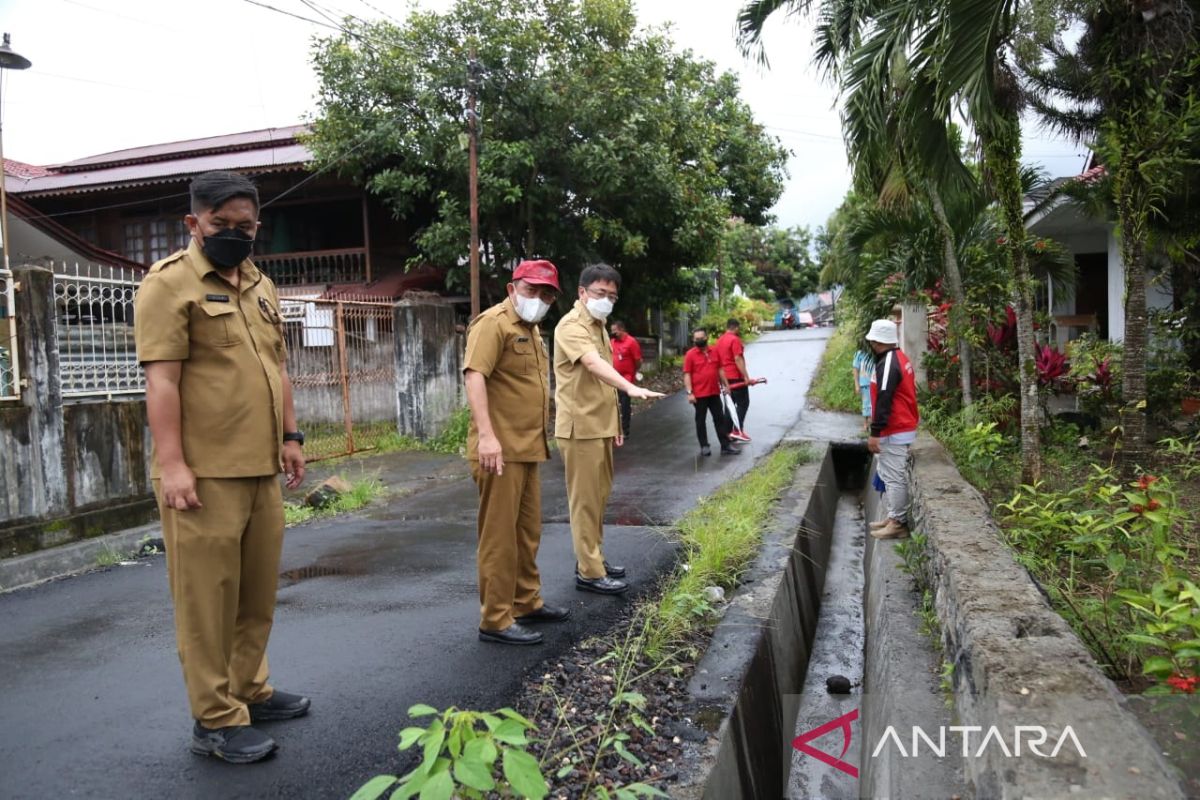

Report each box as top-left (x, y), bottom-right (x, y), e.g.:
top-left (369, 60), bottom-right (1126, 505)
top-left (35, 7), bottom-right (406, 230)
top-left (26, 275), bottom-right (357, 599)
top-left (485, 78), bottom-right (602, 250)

top-left (720, 446), bottom-right (741, 455)
top-left (191, 722), bottom-right (277, 764)
top-left (478, 623), bottom-right (543, 645)
top-left (576, 574), bottom-right (629, 595)
top-left (515, 604), bottom-right (571, 623)
top-left (700, 446), bottom-right (712, 456)
top-left (604, 561), bottom-right (626, 578)
top-left (248, 690), bottom-right (311, 722)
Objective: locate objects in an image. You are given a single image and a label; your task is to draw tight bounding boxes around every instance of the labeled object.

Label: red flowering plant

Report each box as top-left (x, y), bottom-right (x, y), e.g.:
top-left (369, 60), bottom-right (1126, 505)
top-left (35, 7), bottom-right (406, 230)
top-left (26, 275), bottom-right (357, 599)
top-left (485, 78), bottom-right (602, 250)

top-left (986, 306), bottom-right (1018, 350)
top-left (1036, 344), bottom-right (1069, 388)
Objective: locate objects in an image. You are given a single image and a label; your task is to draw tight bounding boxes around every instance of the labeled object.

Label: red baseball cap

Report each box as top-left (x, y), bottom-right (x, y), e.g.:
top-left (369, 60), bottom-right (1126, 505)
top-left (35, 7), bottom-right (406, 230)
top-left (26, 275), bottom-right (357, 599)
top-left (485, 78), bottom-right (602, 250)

top-left (512, 259), bottom-right (560, 291)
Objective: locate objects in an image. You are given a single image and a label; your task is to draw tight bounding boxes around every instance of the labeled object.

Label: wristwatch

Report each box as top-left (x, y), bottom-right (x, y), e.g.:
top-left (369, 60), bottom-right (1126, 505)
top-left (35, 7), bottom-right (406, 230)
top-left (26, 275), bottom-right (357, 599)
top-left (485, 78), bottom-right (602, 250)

top-left (283, 431), bottom-right (305, 446)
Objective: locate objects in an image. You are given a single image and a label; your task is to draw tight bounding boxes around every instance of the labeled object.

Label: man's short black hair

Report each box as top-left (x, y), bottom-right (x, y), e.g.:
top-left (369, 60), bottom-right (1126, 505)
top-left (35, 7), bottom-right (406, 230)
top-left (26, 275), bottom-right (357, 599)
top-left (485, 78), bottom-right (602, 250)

top-left (610, 319), bottom-right (627, 330)
top-left (190, 171), bottom-right (260, 215)
top-left (693, 328), bottom-right (707, 337)
top-left (579, 263), bottom-right (622, 289)
top-left (726, 318), bottom-right (740, 330)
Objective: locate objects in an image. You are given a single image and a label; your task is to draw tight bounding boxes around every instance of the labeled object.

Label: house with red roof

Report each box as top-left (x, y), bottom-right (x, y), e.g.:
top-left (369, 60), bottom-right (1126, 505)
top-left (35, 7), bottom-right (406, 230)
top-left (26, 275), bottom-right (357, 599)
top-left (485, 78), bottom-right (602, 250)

top-left (2, 125), bottom-right (445, 300)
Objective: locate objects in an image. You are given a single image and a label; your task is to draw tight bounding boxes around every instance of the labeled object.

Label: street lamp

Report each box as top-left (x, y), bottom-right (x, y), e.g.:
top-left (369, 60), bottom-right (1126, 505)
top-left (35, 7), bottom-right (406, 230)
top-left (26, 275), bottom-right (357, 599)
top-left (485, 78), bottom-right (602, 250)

top-left (0, 33), bottom-right (32, 274)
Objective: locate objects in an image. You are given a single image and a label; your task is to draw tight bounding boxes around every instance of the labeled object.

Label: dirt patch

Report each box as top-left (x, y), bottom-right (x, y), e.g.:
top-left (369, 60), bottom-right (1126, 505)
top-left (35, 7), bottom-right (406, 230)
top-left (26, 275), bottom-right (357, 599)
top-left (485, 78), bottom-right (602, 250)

top-left (512, 607), bottom-right (708, 798)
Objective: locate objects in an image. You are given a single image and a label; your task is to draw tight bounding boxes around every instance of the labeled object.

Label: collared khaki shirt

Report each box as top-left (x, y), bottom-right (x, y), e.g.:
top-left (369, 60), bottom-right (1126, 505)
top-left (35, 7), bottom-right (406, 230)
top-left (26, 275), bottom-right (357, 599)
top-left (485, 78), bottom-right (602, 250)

top-left (553, 300), bottom-right (618, 439)
top-left (134, 239), bottom-right (286, 479)
top-left (463, 297), bottom-right (551, 462)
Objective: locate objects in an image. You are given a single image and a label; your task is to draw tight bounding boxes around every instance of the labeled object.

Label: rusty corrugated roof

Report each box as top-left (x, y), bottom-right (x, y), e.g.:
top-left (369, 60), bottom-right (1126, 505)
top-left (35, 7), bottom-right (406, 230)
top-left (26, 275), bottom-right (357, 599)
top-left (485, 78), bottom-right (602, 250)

top-left (5, 125), bottom-right (312, 197)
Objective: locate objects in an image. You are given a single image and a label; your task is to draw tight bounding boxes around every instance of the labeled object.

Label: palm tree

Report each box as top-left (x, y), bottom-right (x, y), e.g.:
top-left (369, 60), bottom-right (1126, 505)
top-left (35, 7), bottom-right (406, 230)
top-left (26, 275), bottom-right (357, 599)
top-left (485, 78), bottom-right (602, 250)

top-left (739, 0), bottom-right (1048, 482)
top-left (1024, 0), bottom-right (1200, 472)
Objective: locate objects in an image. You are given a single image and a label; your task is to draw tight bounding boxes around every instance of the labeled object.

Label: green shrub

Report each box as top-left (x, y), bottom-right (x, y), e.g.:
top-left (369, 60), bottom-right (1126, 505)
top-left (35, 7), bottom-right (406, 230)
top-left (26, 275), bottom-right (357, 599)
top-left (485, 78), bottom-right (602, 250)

top-left (808, 326), bottom-right (861, 414)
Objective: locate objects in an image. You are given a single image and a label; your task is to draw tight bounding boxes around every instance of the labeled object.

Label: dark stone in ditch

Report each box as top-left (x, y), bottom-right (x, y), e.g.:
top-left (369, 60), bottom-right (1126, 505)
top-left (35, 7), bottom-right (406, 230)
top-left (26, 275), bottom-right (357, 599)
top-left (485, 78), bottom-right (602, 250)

top-left (825, 674), bottom-right (852, 694)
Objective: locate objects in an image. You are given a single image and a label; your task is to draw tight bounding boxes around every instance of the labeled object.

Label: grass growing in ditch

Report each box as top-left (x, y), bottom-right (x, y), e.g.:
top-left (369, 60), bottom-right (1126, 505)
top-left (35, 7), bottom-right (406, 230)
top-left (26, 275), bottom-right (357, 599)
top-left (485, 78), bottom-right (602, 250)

top-left (808, 326), bottom-right (860, 414)
top-left (283, 476), bottom-right (385, 526)
top-left (644, 444), bottom-right (813, 660)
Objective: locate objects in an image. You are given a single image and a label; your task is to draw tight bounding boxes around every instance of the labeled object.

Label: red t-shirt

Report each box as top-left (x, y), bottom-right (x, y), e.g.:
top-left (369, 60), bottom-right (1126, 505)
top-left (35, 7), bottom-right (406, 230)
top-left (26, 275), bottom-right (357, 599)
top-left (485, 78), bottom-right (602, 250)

top-left (683, 346), bottom-right (723, 398)
top-left (714, 331), bottom-right (745, 380)
top-left (611, 334), bottom-right (643, 381)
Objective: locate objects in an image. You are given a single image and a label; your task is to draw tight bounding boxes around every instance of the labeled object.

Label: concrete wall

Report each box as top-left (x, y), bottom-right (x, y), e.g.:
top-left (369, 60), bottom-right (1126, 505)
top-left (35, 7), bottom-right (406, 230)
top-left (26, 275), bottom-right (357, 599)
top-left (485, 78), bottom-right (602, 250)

top-left (0, 269), bottom-right (463, 555)
top-left (393, 301), bottom-right (462, 439)
top-left (0, 266), bottom-right (156, 557)
top-left (907, 433), bottom-right (1185, 798)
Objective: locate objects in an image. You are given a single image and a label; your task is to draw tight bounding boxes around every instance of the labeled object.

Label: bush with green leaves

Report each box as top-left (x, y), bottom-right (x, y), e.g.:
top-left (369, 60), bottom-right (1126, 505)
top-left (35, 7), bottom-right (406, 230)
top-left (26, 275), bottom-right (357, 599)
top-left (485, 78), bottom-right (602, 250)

top-left (351, 705), bottom-right (548, 800)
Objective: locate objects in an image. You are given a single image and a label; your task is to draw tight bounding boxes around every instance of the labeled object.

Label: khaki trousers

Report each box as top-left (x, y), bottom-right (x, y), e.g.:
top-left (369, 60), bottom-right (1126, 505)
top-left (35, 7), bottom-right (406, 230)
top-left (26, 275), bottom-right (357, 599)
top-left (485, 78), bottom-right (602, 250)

top-left (557, 436), bottom-right (614, 579)
top-left (470, 460), bottom-right (544, 631)
top-left (154, 475), bottom-right (283, 729)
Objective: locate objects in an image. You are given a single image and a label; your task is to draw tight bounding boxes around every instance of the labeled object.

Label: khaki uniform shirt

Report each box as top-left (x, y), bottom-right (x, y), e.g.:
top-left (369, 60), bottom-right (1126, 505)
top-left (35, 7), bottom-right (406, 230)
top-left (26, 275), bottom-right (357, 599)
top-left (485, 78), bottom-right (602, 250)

top-left (554, 300), bottom-right (618, 439)
top-left (463, 298), bottom-right (551, 462)
top-left (134, 239), bottom-right (287, 479)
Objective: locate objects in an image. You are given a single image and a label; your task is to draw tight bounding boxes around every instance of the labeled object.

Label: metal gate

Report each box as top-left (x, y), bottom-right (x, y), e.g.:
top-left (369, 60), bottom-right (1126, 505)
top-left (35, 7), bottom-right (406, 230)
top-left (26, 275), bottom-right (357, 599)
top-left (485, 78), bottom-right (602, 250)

top-left (281, 297), bottom-right (399, 461)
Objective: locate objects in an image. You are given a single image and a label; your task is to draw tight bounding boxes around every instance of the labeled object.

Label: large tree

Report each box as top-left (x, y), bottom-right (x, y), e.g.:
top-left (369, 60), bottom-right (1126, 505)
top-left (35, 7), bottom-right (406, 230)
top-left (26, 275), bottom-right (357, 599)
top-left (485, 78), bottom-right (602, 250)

top-left (1025, 0), bottom-right (1200, 472)
top-left (305, 0), bottom-right (787, 307)
top-left (739, 0), bottom-right (1063, 482)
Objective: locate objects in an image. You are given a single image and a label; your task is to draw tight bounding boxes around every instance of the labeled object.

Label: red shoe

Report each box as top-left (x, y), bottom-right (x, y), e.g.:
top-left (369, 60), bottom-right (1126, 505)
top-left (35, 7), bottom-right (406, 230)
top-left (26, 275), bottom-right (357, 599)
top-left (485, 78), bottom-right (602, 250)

top-left (731, 429), bottom-right (751, 442)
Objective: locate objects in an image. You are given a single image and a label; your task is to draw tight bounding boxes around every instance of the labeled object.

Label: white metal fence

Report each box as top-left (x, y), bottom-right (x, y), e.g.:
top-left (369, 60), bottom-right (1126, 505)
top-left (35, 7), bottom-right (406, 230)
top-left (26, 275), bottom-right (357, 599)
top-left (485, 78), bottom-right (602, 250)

top-left (0, 268), bottom-right (18, 400)
top-left (53, 262), bottom-right (144, 399)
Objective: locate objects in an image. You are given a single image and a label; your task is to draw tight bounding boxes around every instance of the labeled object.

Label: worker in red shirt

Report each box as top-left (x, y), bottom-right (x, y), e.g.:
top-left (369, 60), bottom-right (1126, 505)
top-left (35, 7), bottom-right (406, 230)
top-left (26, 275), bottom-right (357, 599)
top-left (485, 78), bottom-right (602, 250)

top-left (609, 320), bottom-right (643, 438)
top-left (683, 328), bottom-right (739, 456)
top-left (865, 319), bottom-right (920, 540)
top-left (714, 318), bottom-right (751, 442)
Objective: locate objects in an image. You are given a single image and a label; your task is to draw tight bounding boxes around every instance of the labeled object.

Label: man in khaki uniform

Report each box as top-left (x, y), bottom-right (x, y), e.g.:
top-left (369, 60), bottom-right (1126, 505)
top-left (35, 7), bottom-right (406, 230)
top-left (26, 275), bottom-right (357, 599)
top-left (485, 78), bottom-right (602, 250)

top-left (134, 171), bottom-right (309, 764)
top-left (554, 264), bottom-right (663, 595)
top-left (465, 260), bottom-right (570, 645)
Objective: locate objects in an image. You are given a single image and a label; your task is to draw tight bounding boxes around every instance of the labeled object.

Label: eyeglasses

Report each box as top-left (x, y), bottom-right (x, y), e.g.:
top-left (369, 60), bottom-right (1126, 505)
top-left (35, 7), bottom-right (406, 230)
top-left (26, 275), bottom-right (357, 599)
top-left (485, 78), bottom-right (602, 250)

top-left (585, 287), bottom-right (619, 303)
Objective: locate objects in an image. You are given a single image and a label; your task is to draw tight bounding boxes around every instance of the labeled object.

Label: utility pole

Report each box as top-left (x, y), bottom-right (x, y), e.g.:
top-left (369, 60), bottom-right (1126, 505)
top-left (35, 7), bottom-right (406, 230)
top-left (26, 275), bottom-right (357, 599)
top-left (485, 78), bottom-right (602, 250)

top-left (467, 51), bottom-right (481, 320)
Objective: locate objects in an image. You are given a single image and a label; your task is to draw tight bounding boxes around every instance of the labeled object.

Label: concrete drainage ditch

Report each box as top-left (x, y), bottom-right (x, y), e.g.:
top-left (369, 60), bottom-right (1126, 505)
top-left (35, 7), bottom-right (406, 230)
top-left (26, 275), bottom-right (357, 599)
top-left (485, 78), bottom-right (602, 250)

top-left (672, 438), bottom-right (1186, 799)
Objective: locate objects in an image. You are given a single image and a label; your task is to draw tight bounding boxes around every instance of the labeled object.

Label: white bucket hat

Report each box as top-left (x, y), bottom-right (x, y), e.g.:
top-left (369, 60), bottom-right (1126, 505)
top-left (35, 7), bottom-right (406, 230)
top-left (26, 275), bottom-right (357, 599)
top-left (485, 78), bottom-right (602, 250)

top-left (866, 319), bottom-right (898, 345)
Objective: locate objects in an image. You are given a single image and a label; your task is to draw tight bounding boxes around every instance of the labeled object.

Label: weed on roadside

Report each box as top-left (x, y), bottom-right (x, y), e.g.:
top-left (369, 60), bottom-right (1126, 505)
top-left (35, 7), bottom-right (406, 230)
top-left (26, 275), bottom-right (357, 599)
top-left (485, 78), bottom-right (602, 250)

top-left (283, 476), bottom-right (385, 527)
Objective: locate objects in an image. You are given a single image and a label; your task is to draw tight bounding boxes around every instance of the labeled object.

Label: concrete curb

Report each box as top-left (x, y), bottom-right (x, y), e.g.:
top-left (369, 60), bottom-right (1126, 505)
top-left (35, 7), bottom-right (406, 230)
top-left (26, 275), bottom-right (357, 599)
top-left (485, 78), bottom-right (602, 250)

top-left (672, 444), bottom-right (834, 799)
top-left (861, 479), bottom-right (964, 798)
top-left (909, 433), bottom-right (1185, 798)
top-left (0, 522), bottom-right (161, 593)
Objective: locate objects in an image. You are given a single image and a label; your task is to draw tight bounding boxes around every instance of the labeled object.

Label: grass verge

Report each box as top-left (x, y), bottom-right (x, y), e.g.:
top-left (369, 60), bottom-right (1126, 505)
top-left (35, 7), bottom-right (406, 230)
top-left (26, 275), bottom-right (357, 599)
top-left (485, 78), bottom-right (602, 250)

top-left (808, 325), bottom-right (861, 414)
top-left (283, 476), bottom-right (386, 526)
top-left (644, 443), bottom-right (813, 659)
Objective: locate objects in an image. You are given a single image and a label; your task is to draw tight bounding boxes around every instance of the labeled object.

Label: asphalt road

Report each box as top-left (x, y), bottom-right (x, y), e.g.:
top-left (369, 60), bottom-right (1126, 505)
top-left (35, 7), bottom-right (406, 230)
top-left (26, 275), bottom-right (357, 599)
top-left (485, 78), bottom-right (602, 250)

top-left (0, 328), bottom-right (830, 800)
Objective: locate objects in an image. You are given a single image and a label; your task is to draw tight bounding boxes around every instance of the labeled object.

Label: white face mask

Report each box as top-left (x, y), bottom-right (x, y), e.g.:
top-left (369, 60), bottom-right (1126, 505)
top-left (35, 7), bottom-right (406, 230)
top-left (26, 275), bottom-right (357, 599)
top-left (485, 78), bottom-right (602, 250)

top-left (514, 293), bottom-right (551, 323)
top-left (585, 296), bottom-right (614, 321)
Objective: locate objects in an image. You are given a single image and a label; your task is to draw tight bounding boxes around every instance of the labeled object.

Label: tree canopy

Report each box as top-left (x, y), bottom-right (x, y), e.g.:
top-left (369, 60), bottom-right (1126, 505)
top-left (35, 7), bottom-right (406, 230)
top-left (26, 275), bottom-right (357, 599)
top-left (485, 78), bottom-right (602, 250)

top-left (306, 0), bottom-right (788, 306)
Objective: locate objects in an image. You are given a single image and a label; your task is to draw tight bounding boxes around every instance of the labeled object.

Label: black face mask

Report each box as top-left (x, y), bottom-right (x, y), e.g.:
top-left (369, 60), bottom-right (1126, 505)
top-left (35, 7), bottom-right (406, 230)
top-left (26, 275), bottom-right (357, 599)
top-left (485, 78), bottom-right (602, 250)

top-left (201, 228), bottom-right (255, 270)
top-left (693, 339), bottom-right (708, 348)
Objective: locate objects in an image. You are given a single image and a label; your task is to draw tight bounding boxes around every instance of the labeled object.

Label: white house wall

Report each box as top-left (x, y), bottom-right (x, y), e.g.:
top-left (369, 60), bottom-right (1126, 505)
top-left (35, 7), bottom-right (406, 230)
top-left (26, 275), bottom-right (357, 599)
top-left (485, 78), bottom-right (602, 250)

top-left (1105, 228), bottom-right (1173, 343)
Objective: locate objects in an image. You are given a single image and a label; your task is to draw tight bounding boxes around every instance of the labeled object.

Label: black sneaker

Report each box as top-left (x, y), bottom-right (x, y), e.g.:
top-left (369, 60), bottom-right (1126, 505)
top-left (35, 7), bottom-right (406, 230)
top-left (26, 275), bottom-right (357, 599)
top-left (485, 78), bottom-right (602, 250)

top-left (479, 623), bottom-right (544, 645)
top-left (720, 446), bottom-right (741, 455)
top-left (515, 604), bottom-right (571, 623)
top-left (248, 690), bottom-right (311, 722)
top-left (604, 561), bottom-right (626, 578)
top-left (700, 446), bottom-right (712, 457)
top-left (191, 723), bottom-right (277, 764)
top-left (576, 574), bottom-right (629, 595)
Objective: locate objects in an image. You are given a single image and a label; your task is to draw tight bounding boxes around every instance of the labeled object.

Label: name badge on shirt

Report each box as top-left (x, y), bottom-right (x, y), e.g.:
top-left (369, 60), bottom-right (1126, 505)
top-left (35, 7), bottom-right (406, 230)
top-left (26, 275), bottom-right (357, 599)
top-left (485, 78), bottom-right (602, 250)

top-left (206, 294), bottom-right (230, 302)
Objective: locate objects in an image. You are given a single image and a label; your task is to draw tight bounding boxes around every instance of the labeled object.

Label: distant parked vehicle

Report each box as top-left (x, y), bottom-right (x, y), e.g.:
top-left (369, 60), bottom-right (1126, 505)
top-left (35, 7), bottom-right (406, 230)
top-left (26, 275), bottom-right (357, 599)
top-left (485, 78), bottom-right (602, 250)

top-left (796, 311), bottom-right (815, 328)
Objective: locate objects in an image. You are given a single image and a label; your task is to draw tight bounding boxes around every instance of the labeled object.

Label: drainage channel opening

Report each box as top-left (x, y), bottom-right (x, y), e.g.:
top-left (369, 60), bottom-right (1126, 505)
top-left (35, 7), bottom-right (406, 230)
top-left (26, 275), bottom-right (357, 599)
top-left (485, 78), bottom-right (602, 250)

top-left (830, 442), bottom-right (872, 492)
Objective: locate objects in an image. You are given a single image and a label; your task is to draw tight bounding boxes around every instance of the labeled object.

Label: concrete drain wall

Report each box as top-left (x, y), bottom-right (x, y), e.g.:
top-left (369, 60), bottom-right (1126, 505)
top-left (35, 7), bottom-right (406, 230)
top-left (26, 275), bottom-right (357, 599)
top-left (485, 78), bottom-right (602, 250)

top-left (673, 436), bottom-right (1186, 799)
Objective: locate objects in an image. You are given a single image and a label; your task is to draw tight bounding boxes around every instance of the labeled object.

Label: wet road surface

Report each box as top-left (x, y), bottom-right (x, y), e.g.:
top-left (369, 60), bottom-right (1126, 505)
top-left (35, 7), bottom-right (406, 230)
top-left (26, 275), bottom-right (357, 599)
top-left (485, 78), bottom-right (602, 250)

top-left (0, 329), bottom-right (831, 799)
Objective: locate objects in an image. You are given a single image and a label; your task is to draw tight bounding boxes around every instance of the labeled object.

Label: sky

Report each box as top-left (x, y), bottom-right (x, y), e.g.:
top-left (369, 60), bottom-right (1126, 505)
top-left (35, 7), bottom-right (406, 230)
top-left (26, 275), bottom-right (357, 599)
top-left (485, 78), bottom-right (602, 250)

top-left (0, 0), bottom-right (1091, 231)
